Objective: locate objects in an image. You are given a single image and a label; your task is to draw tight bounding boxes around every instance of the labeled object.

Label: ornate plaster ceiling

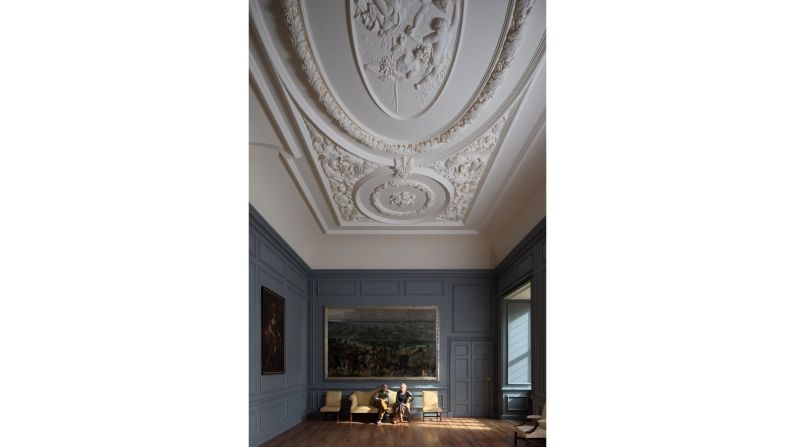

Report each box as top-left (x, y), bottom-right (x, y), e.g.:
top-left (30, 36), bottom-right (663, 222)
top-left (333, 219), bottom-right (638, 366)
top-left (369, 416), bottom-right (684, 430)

top-left (250, 0), bottom-right (546, 234)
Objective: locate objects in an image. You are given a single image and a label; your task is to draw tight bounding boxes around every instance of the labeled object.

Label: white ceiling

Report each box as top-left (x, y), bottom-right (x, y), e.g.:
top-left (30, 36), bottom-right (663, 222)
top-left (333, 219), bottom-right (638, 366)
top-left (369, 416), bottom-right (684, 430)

top-left (249, 0), bottom-right (545, 267)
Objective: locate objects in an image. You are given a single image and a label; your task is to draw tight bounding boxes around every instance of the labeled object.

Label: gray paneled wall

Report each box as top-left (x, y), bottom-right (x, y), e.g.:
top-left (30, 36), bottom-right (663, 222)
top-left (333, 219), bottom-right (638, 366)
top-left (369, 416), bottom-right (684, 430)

top-left (307, 270), bottom-right (494, 419)
top-left (249, 206), bottom-right (310, 447)
top-left (249, 206), bottom-right (545, 443)
top-left (494, 218), bottom-right (546, 418)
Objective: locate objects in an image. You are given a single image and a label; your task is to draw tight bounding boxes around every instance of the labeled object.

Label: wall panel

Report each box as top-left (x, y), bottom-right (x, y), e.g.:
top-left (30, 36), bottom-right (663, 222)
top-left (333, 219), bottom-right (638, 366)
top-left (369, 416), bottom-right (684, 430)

top-left (405, 279), bottom-right (445, 295)
top-left (307, 270), bottom-right (492, 419)
top-left (316, 279), bottom-right (357, 296)
top-left (361, 279), bottom-right (400, 295)
top-left (452, 284), bottom-right (491, 334)
top-left (249, 205), bottom-right (310, 447)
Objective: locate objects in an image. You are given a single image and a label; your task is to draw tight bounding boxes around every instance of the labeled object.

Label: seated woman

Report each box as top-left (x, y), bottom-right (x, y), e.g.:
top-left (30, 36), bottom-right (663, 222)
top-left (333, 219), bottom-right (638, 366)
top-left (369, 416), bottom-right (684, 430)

top-left (393, 383), bottom-right (413, 424)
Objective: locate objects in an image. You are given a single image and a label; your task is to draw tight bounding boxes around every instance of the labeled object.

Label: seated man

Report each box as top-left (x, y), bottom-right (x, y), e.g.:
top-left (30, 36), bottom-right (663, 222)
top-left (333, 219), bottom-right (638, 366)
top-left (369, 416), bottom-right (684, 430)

top-left (374, 383), bottom-right (391, 424)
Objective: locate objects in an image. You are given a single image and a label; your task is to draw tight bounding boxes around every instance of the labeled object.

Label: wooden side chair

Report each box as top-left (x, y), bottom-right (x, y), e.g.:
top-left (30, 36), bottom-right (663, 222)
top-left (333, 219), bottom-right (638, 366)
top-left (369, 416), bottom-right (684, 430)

top-left (320, 391), bottom-right (342, 422)
top-left (420, 390), bottom-right (446, 421)
top-left (514, 403), bottom-right (546, 446)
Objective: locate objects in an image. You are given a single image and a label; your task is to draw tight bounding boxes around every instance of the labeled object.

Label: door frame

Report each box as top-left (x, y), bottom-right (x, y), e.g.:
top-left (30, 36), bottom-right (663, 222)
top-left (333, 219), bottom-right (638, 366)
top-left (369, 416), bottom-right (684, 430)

top-left (448, 336), bottom-right (493, 418)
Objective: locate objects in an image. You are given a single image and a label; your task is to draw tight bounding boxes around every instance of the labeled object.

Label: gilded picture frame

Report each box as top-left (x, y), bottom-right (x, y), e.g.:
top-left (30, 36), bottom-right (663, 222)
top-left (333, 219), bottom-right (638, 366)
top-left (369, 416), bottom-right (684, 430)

top-left (324, 306), bottom-right (440, 381)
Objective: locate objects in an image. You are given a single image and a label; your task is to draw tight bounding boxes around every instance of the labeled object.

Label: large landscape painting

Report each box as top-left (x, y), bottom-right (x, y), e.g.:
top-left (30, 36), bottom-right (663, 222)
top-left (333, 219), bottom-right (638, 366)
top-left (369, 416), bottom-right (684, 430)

top-left (324, 306), bottom-right (439, 380)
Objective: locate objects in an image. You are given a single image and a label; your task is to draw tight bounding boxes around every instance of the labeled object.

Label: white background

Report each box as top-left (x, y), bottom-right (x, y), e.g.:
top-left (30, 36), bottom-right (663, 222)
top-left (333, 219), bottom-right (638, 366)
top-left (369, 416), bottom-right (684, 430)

top-left (2, 1), bottom-right (794, 445)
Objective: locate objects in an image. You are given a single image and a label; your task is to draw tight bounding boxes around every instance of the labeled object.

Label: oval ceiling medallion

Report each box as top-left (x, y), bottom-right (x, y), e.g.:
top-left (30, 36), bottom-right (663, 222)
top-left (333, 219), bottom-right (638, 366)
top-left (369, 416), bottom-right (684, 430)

top-left (283, 0), bottom-right (537, 154)
top-left (354, 169), bottom-right (451, 224)
top-left (350, 0), bottom-right (463, 121)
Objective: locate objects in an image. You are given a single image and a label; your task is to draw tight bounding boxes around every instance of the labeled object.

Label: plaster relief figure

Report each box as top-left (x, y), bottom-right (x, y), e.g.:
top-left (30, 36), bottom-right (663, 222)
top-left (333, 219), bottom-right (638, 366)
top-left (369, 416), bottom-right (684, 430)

top-left (394, 44), bottom-right (430, 81)
top-left (389, 191), bottom-right (416, 208)
top-left (350, 0), bottom-right (462, 119)
top-left (353, 0), bottom-right (402, 36)
top-left (404, 0), bottom-right (451, 37)
top-left (413, 2), bottom-right (459, 90)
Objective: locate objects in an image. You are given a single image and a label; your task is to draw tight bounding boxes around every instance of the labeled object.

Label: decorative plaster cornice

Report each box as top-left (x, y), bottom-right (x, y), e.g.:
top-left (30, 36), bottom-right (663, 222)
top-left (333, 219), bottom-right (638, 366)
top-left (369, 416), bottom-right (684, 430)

top-left (393, 156), bottom-right (414, 179)
top-left (431, 112), bottom-right (510, 222)
top-left (282, 0), bottom-right (537, 154)
top-left (304, 119), bottom-right (376, 222)
top-left (302, 102), bottom-right (514, 225)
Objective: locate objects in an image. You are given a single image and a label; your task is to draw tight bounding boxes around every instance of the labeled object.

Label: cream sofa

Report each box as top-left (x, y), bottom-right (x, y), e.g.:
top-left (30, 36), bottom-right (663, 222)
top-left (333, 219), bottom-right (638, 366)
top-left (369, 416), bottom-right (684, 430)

top-left (348, 388), bottom-right (397, 422)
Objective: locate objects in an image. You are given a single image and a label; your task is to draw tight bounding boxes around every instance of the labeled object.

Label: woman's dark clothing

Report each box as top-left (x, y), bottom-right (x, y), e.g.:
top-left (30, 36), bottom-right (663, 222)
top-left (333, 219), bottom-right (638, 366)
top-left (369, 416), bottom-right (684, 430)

top-left (396, 390), bottom-right (413, 404)
top-left (395, 391), bottom-right (413, 420)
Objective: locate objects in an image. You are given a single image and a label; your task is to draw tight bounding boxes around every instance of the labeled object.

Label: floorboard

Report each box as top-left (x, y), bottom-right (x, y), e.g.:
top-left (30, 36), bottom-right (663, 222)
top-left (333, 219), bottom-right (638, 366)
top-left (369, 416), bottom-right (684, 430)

top-left (260, 417), bottom-right (532, 447)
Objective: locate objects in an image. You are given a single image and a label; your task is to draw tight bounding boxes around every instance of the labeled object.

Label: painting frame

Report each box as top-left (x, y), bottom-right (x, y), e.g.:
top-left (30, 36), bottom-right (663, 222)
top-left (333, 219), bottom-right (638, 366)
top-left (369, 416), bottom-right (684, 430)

top-left (261, 287), bottom-right (285, 375)
top-left (323, 305), bottom-right (440, 381)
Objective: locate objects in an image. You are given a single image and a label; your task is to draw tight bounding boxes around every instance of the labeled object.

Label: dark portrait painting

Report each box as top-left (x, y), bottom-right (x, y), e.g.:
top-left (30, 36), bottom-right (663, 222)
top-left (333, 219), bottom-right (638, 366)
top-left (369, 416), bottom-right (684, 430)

top-left (324, 306), bottom-right (439, 380)
top-left (261, 287), bottom-right (285, 375)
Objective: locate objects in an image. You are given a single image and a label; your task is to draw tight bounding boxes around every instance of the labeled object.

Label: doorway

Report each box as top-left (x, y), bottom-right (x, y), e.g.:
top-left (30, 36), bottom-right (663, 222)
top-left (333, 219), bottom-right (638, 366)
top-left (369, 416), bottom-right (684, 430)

top-left (449, 339), bottom-right (492, 417)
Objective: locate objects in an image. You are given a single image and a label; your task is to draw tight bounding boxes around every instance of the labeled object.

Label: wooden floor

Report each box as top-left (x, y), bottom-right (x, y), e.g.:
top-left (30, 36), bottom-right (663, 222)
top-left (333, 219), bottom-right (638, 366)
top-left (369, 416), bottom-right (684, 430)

top-left (261, 417), bottom-right (528, 447)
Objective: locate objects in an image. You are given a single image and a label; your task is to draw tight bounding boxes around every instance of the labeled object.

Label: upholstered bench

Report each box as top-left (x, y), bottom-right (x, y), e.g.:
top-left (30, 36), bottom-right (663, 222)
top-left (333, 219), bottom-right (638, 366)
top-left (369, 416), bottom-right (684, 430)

top-left (348, 388), bottom-right (397, 422)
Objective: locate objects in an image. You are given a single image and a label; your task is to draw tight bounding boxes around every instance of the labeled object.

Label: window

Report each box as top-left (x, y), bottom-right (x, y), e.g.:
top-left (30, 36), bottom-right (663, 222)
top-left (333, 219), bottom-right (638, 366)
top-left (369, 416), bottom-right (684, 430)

top-left (505, 281), bottom-right (531, 385)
